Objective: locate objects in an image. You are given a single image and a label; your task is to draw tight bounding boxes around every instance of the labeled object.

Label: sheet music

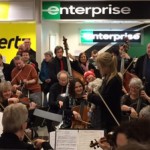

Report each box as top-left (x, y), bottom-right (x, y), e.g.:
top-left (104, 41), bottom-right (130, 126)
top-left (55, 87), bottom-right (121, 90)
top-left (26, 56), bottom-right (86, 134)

top-left (56, 130), bottom-right (78, 150)
top-left (78, 130), bottom-right (104, 150)
top-left (0, 112), bottom-right (3, 136)
top-left (54, 129), bottom-right (104, 150)
top-left (49, 131), bottom-right (55, 149)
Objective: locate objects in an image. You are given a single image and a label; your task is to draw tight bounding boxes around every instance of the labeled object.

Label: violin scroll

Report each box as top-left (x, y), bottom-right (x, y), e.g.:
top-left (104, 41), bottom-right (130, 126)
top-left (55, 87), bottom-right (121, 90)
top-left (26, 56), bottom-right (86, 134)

top-left (90, 139), bottom-right (99, 149)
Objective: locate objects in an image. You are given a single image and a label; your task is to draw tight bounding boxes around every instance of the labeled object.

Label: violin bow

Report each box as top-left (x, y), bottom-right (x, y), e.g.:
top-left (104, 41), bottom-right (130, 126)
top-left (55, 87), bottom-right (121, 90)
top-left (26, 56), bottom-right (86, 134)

top-left (11, 69), bottom-right (23, 84)
top-left (122, 59), bottom-right (134, 76)
top-left (95, 91), bottom-right (120, 126)
top-left (20, 67), bottom-right (33, 92)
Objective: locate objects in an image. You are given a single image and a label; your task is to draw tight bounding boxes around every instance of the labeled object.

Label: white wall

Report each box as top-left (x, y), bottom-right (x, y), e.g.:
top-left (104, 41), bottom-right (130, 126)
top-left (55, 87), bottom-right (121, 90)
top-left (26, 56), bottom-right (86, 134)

top-left (42, 21), bottom-right (60, 58)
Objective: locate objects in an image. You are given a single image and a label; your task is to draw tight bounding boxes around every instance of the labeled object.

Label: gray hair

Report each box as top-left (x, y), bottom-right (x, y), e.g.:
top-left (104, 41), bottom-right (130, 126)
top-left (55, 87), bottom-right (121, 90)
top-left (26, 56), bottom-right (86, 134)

top-left (0, 81), bottom-right (12, 103)
top-left (2, 103), bottom-right (28, 133)
top-left (129, 77), bottom-right (143, 89)
top-left (139, 105), bottom-right (150, 120)
top-left (44, 51), bottom-right (53, 57)
top-left (57, 70), bottom-right (69, 80)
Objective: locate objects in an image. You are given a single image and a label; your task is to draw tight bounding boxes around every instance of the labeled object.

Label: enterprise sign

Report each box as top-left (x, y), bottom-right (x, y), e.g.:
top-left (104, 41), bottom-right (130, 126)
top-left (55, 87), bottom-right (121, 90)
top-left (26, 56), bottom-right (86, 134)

top-left (80, 30), bottom-right (141, 44)
top-left (42, 1), bottom-right (150, 20)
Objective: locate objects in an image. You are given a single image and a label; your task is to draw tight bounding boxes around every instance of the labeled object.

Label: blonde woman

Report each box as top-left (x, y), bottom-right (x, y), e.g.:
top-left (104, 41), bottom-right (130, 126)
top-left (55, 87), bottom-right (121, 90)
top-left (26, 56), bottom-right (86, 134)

top-left (88, 52), bottom-right (122, 132)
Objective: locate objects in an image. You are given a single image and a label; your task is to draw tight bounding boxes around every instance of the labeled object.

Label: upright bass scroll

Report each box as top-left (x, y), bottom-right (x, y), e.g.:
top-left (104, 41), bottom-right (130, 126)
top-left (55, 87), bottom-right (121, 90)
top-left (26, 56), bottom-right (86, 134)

top-left (63, 36), bottom-right (85, 83)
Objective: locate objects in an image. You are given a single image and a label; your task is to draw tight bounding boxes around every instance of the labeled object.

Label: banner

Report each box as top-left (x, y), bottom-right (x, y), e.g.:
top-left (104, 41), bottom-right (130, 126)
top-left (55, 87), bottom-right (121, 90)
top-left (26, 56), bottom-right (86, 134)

top-left (80, 30), bottom-right (141, 44)
top-left (42, 1), bottom-right (150, 20)
top-left (0, 23), bottom-right (36, 63)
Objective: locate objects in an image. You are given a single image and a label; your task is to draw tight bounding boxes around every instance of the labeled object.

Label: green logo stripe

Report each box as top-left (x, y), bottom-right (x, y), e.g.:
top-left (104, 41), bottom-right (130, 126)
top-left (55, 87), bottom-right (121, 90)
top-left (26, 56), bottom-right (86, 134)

top-left (42, 2), bottom-right (60, 20)
top-left (80, 30), bottom-right (94, 44)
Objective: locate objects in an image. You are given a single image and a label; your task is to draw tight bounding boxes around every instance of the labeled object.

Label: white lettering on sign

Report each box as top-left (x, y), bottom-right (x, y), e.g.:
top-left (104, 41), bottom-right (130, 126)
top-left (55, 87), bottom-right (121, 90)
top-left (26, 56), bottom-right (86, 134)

top-left (47, 4), bottom-right (131, 17)
top-left (82, 32), bottom-right (141, 42)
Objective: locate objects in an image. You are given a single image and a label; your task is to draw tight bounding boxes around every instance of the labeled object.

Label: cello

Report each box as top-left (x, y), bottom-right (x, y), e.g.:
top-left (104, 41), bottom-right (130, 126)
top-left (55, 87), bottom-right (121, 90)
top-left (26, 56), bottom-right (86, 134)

top-left (63, 37), bottom-right (90, 129)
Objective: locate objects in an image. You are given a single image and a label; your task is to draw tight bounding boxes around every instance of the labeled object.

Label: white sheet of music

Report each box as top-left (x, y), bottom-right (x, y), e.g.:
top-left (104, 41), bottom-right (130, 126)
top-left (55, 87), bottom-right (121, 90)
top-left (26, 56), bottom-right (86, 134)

top-left (52, 130), bottom-right (104, 150)
top-left (78, 130), bottom-right (104, 150)
top-left (56, 130), bottom-right (78, 150)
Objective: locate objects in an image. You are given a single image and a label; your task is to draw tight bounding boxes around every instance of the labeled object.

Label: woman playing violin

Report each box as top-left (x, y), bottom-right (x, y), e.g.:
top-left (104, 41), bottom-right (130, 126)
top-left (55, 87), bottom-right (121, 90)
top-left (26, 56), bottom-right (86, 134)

top-left (0, 81), bottom-right (37, 111)
top-left (121, 77), bottom-right (150, 120)
top-left (58, 78), bottom-right (89, 129)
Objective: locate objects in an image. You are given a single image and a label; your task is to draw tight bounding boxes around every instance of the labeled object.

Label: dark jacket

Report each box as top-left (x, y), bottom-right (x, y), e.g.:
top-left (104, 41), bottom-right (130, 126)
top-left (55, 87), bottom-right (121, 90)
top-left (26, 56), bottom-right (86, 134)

top-left (48, 82), bottom-right (67, 113)
top-left (29, 48), bottom-right (36, 62)
top-left (135, 54), bottom-right (146, 80)
top-left (50, 57), bottom-right (83, 83)
top-left (88, 74), bottom-right (122, 132)
top-left (135, 54), bottom-right (150, 96)
top-left (39, 59), bottom-right (54, 93)
top-left (2, 63), bottom-right (11, 81)
top-left (0, 132), bottom-right (51, 150)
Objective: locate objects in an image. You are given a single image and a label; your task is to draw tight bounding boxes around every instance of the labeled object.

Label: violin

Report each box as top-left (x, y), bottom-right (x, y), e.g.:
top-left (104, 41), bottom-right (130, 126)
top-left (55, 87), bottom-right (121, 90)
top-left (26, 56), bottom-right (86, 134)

top-left (90, 132), bottom-right (114, 149)
top-left (8, 92), bottom-right (31, 108)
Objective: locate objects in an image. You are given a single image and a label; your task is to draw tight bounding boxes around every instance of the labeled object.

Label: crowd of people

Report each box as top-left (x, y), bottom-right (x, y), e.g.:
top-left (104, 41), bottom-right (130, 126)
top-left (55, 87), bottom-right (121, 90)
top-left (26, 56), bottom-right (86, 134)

top-left (0, 38), bottom-right (150, 149)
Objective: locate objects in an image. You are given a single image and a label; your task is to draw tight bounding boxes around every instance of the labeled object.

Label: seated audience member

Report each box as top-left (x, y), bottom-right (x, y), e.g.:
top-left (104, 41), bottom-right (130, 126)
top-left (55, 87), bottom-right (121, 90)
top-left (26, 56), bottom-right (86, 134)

top-left (121, 77), bottom-right (149, 120)
top-left (0, 103), bottom-right (53, 150)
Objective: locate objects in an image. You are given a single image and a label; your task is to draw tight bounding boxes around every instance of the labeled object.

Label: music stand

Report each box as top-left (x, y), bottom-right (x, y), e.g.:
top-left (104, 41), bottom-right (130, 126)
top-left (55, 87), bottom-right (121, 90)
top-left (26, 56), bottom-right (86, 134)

top-left (33, 109), bottom-right (63, 150)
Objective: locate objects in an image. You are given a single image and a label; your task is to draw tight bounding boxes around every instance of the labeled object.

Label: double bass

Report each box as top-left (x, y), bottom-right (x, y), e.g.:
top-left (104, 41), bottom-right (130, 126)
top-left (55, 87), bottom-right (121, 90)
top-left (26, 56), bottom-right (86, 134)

top-left (63, 36), bottom-right (85, 83)
top-left (119, 38), bottom-right (137, 93)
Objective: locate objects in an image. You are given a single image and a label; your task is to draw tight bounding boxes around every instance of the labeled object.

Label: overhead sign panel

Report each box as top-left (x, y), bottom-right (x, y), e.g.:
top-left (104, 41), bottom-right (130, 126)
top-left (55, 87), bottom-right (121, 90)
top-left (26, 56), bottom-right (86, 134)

top-left (80, 30), bottom-right (141, 44)
top-left (0, 1), bottom-right (35, 21)
top-left (42, 1), bottom-right (150, 20)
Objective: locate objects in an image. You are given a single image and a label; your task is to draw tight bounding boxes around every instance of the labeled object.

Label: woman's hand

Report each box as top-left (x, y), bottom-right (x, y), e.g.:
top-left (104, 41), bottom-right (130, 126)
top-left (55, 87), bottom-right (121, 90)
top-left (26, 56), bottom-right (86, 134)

top-left (140, 90), bottom-right (150, 102)
top-left (34, 139), bottom-right (46, 149)
top-left (8, 97), bottom-right (19, 104)
top-left (130, 107), bottom-right (138, 118)
top-left (73, 111), bottom-right (81, 120)
top-left (29, 102), bottom-right (37, 110)
top-left (99, 137), bottom-right (112, 150)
